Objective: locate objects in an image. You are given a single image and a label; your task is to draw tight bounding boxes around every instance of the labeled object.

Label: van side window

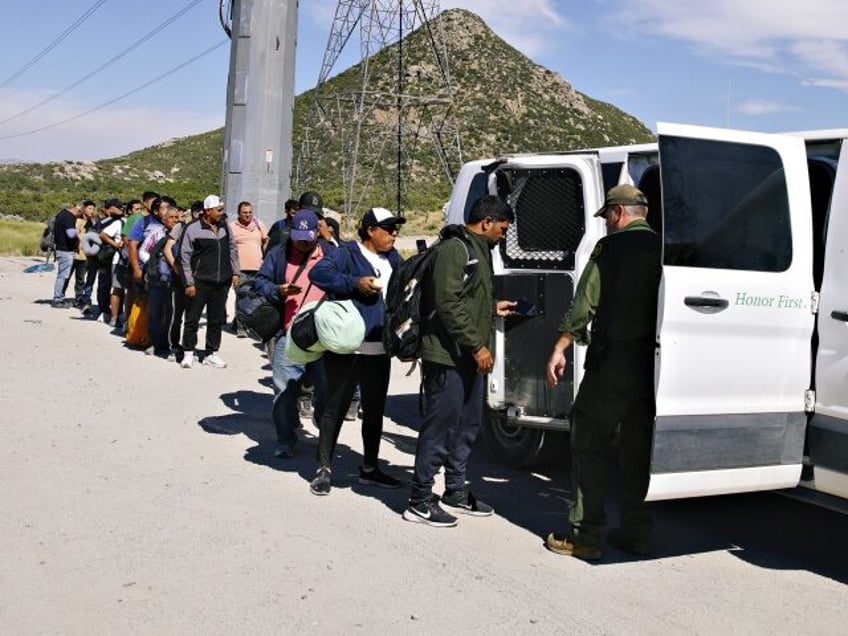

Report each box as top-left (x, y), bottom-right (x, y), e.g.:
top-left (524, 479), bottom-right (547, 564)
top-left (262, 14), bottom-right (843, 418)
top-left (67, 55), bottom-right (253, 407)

top-left (660, 136), bottom-right (792, 272)
top-left (498, 167), bottom-right (585, 271)
top-left (463, 172), bottom-right (490, 223)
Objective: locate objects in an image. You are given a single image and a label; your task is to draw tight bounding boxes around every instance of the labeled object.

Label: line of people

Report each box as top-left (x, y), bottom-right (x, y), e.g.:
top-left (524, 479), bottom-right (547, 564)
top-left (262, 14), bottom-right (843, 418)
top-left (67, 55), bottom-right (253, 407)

top-left (46, 182), bottom-right (660, 561)
top-left (50, 192), bottom-right (240, 368)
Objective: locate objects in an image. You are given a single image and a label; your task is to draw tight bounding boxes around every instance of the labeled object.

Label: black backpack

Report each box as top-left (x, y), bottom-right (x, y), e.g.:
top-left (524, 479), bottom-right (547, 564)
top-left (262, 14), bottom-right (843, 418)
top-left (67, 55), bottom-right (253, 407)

top-left (144, 234), bottom-right (170, 285)
top-left (39, 216), bottom-right (56, 253)
top-left (383, 224), bottom-right (478, 360)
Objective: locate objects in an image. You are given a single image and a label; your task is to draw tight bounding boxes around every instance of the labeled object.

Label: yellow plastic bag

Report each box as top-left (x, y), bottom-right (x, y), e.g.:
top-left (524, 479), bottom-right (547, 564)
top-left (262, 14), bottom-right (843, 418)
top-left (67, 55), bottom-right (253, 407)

top-left (126, 294), bottom-right (152, 349)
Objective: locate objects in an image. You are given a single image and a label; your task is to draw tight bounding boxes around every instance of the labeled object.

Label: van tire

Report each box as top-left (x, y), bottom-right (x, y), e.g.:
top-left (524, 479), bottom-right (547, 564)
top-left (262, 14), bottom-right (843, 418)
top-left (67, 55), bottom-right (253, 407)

top-left (481, 408), bottom-right (565, 467)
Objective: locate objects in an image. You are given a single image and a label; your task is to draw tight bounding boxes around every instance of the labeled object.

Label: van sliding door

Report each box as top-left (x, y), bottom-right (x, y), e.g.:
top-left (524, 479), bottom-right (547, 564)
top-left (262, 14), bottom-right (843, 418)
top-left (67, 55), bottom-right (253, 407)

top-left (648, 124), bottom-right (814, 501)
top-left (811, 138), bottom-right (848, 499)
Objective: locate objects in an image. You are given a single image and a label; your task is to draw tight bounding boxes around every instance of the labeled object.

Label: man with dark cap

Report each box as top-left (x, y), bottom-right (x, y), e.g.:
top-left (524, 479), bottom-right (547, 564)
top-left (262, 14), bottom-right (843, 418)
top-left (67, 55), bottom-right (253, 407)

top-left (544, 184), bottom-right (661, 561)
top-left (266, 198), bottom-right (299, 253)
top-left (298, 190), bottom-right (334, 245)
top-left (403, 195), bottom-right (516, 527)
top-left (254, 208), bottom-right (328, 458)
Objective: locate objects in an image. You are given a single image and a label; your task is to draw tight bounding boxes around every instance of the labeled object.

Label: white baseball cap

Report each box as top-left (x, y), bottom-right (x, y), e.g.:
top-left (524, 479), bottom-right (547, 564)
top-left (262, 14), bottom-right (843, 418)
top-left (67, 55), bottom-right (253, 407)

top-left (203, 194), bottom-right (223, 210)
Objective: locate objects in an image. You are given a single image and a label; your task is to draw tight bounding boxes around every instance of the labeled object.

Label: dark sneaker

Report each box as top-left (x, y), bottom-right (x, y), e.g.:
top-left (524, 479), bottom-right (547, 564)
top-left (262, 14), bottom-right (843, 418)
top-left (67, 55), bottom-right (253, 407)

top-left (358, 466), bottom-right (402, 489)
top-left (273, 443), bottom-right (296, 459)
top-left (606, 528), bottom-right (652, 557)
top-left (545, 533), bottom-right (602, 561)
top-left (344, 399), bottom-right (360, 421)
top-left (310, 467), bottom-right (332, 496)
top-left (402, 499), bottom-right (458, 527)
top-left (441, 489), bottom-right (494, 516)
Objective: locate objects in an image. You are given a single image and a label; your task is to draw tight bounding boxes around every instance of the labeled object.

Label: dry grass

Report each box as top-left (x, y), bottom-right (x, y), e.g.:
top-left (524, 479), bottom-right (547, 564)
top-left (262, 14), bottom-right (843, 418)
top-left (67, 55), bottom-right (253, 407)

top-left (0, 220), bottom-right (44, 257)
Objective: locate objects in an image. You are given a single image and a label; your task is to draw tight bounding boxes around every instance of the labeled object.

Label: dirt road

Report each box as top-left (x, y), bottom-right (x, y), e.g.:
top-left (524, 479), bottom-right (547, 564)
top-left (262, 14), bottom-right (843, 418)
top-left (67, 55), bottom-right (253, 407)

top-left (1, 256), bottom-right (846, 634)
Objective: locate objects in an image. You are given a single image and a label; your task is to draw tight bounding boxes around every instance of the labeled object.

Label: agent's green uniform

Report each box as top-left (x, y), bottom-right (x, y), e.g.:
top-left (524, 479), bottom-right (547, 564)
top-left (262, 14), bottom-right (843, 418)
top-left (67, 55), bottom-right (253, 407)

top-left (559, 218), bottom-right (661, 550)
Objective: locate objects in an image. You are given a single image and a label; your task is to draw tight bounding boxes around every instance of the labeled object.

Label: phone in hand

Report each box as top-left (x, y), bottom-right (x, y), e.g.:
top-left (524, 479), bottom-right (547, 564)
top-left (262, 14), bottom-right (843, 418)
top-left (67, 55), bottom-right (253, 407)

top-left (514, 298), bottom-right (537, 316)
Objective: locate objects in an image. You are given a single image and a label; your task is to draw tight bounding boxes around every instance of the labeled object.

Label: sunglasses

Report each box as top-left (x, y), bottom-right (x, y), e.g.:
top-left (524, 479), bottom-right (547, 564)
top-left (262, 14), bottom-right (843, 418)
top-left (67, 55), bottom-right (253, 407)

top-left (376, 224), bottom-right (401, 234)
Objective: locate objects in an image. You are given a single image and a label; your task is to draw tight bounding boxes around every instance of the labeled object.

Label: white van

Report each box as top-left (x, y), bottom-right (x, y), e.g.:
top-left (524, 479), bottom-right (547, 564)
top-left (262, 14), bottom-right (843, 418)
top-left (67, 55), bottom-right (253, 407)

top-left (444, 123), bottom-right (848, 505)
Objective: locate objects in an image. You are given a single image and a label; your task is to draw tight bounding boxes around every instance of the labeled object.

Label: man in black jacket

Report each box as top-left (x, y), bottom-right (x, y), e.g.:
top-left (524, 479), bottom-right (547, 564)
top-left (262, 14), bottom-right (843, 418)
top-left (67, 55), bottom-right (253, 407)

top-left (51, 204), bottom-right (83, 307)
top-left (179, 195), bottom-right (240, 369)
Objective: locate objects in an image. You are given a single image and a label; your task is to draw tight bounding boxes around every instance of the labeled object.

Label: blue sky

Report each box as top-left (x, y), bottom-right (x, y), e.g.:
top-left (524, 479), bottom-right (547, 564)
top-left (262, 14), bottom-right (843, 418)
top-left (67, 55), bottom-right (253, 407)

top-left (1, 0), bottom-right (846, 162)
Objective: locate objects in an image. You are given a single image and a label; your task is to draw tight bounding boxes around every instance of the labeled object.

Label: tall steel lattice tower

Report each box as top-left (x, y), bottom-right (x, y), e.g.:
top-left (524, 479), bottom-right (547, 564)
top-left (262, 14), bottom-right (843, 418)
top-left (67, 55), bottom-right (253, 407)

top-left (295, 0), bottom-right (462, 223)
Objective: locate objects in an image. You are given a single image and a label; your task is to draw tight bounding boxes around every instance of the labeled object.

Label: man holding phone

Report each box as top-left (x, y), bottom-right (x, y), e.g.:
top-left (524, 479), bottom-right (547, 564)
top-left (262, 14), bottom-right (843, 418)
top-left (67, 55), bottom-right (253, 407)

top-left (254, 209), bottom-right (328, 458)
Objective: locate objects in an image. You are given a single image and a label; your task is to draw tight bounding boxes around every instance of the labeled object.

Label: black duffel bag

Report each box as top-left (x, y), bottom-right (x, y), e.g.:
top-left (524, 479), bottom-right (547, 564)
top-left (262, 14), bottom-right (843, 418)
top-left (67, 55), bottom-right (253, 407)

top-left (236, 280), bottom-right (283, 342)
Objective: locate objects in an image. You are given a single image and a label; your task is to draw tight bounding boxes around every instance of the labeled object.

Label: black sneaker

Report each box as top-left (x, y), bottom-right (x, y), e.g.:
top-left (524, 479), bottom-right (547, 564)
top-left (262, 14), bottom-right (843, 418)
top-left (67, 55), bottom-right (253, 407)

top-left (309, 467), bottom-right (331, 496)
top-left (402, 498), bottom-right (458, 527)
top-left (358, 466), bottom-right (402, 489)
top-left (273, 442), bottom-right (296, 459)
top-left (440, 489), bottom-right (494, 516)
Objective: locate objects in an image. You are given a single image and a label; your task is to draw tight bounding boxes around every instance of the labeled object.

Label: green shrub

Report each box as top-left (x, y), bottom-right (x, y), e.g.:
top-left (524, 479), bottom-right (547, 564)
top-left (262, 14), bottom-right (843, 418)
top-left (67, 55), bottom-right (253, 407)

top-left (0, 219), bottom-right (44, 256)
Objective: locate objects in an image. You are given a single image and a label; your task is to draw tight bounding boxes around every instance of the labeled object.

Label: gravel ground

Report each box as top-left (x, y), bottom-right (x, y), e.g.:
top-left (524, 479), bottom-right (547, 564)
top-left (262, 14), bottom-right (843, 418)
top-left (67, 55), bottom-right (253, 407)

top-left (1, 255), bottom-right (847, 635)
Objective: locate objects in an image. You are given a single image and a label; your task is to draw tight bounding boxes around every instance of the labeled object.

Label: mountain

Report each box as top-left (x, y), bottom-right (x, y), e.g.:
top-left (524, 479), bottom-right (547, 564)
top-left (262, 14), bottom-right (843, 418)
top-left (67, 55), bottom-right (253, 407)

top-left (0, 9), bottom-right (652, 223)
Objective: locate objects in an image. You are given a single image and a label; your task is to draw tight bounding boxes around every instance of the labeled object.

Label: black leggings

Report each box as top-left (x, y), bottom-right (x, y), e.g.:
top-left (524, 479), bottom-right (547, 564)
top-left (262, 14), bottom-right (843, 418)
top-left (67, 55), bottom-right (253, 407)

top-left (316, 352), bottom-right (391, 469)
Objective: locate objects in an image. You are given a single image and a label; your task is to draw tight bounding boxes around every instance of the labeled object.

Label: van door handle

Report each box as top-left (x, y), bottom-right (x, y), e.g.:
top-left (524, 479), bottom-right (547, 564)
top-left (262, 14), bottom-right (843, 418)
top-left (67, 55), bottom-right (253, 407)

top-left (684, 296), bottom-right (729, 309)
top-left (831, 310), bottom-right (848, 322)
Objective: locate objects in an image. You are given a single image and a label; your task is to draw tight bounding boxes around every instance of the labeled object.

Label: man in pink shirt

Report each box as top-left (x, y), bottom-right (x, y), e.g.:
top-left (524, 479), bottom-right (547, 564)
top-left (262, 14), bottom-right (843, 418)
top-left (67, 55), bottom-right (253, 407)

top-left (230, 201), bottom-right (268, 336)
top-left (254, 209), bottom-right (328, 458)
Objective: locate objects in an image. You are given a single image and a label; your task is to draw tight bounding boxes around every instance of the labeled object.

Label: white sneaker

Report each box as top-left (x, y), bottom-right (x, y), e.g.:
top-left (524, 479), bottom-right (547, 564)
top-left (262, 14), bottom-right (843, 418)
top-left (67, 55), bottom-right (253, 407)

top-left (95, 313), bottom-right (105, 323)
top-left (202, 352), bottom-right (227, 368)
top-left (181, 352), bottom-right (194, 369)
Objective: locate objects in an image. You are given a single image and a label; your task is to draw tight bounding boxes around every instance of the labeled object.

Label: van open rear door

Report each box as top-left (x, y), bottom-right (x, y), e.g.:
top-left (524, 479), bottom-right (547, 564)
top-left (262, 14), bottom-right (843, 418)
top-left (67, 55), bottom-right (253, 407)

top-left (647, 124), bottom-right (814, 501)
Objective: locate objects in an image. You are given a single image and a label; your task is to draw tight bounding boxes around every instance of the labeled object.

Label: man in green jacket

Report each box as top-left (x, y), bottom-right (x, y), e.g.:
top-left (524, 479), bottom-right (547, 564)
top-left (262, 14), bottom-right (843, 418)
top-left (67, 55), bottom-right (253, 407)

top-left (544, 184), bottom-right (661, 560)
top-left (403, 195), bottom-right (516, 527)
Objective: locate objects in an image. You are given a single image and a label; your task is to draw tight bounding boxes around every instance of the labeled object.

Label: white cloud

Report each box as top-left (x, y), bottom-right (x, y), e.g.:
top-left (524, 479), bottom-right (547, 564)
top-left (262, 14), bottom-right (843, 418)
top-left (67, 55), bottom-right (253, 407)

top-left (612, 0), bottom-right (848, 90)
top-left (734, 99), bottom-right (799, 115)
top-left (0, 89), bottom-right (222, 162)
top-left (441, 0), bottom-right (569, 57)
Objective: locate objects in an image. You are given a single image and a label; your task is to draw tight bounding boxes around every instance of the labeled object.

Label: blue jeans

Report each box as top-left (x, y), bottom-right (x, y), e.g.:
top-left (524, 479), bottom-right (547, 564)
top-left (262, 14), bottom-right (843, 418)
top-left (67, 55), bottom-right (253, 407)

top-left (53, 251), bottom-right (75, 300)
top-left (271, 335), bottom-right (326, 445)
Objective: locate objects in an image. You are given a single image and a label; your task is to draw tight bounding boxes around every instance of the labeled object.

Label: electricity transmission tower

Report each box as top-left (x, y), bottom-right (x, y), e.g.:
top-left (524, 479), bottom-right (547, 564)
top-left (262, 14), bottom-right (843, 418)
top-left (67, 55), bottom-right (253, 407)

top-left (295, 0), bottom-right (462, 223)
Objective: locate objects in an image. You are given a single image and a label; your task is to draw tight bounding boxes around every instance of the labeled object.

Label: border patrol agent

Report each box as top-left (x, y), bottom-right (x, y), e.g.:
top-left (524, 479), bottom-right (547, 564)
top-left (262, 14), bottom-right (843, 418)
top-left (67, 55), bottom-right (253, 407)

top-left (544, 184), bottom-right (662, 560)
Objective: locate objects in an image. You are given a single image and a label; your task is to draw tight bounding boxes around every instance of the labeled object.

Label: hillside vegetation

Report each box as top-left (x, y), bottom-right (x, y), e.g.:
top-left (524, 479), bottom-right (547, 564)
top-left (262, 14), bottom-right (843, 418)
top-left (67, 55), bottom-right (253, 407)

top-left (0, 9), bottom-right (652, 224)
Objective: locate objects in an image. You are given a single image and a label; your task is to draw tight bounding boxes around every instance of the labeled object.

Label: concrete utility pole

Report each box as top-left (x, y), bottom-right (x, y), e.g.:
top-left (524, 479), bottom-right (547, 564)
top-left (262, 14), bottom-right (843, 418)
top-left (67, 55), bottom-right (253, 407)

top-left (221, 0), bottom-right (298, 228)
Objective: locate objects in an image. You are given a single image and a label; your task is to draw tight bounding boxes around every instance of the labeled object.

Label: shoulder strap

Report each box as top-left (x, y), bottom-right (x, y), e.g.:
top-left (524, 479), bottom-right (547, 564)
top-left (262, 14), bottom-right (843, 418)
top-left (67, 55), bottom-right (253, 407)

top-left (448, 235), bottom-right (479, 285)
top-left (288, 244), bottom-right (316, 285)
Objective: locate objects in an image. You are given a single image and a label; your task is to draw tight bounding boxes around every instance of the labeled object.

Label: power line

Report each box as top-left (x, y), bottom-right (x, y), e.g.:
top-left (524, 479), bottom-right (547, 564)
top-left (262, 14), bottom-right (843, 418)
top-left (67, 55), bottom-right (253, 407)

top-left (0, 0), bottom-right (204, 128)
top-left (0, 0), bottom-right (110, 89)
top-left (0, 40), bottom-right (228, 141)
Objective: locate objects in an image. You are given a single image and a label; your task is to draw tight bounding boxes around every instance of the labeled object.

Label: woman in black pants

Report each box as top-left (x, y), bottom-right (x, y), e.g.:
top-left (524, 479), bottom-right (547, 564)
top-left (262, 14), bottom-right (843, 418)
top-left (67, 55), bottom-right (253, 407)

top-left (306, 207), bottom-right (406, 495)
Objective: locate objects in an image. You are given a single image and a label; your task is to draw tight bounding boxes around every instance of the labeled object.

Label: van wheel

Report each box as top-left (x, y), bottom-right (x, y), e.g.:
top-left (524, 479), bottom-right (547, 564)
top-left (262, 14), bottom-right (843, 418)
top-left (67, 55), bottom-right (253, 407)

top-left (481, 408), bottom-right (561, 467)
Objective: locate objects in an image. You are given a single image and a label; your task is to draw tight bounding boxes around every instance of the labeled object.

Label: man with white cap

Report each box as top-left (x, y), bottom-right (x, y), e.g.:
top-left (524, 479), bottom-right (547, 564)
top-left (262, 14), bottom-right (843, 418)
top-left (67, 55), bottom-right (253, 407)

top-left (178, 195), bottom-right (240, 369)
